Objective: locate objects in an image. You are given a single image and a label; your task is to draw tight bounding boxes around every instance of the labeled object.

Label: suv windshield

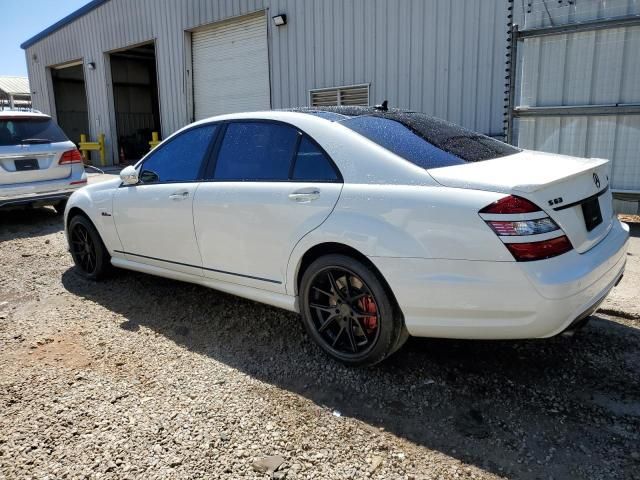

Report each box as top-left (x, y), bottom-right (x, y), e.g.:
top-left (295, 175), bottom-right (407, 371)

top-left (0, 117), bottom-right (69, 146)
top-left (339, 112), bottom-right (520, 169)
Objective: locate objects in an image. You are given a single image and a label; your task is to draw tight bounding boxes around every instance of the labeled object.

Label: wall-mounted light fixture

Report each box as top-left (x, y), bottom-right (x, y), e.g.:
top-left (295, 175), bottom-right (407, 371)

top-left (87, 62), bottom-right (96, 70)
top-left (272, 14), bottom-right (287, 26)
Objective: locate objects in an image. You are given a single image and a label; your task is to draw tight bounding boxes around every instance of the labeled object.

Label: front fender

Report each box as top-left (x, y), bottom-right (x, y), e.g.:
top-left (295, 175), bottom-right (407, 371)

top-left (64, 178), bottom-right (123, 254)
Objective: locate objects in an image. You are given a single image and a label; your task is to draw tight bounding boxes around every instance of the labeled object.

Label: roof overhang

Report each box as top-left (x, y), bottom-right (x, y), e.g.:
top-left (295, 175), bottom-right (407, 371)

top-left (21, 0), bottom-right (109, 50)
top-left (0, 77), bottom-right (31, 96)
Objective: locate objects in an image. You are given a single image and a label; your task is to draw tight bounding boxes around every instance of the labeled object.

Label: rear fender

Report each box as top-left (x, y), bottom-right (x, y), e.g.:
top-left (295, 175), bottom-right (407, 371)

top-left (285, 184), bottom-right (513, 296)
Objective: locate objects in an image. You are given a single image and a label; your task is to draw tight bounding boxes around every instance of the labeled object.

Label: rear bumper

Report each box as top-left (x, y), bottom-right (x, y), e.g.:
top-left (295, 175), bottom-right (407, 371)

top-left (0, 189), bottom-right (75, 208)
top-left (0, 169), bottom-right (86, 208)
top-left (371, 220), bottom-right (629, 339)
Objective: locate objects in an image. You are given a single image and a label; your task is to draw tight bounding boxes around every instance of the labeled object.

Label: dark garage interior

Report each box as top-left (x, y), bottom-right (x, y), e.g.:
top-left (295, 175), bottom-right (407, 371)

top-left (51, 63), bottom-right (89, 145)
top-left (109, 43), bottom-right (160, 163)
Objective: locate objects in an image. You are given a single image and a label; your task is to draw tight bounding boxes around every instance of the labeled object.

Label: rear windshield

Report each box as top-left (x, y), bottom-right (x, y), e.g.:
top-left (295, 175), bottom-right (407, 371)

top-left (0, 117), bottom-right (69, 146)
top-left (340, 113), bottom-right (520, 169)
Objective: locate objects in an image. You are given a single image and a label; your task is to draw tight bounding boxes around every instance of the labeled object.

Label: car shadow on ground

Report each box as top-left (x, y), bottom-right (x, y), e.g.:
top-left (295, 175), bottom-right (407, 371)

top-left (627, 220), bottom-right (640, 238)
top-left (62, 261), bottom-right (640, 479)
top-left (0, 207), bottom-right (63, 242)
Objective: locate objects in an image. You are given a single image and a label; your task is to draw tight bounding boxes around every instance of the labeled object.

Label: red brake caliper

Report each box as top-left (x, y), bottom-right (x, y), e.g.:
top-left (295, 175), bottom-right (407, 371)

top-left (357, 296), bottom-right (378, 333)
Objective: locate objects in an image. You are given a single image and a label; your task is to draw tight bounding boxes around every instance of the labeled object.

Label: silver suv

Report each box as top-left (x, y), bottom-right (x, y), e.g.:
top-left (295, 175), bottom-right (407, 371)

top-left (0, 110), bottom-right (87, 213)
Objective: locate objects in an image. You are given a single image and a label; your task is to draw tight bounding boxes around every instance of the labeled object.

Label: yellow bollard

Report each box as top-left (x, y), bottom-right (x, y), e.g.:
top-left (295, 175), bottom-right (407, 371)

top-left (149, 131), bottom-right (161, 150)
top-left (79, 134), bottom-right (88, 163)
top-left (98, 134), bottom-right (105, 166)
top-left (78, 133), bottom-right (107, 166)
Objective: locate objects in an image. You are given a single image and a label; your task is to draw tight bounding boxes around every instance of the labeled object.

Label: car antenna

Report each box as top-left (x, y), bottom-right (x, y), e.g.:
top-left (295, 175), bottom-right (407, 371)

top-left (374, 100), bottom-right (388, 111)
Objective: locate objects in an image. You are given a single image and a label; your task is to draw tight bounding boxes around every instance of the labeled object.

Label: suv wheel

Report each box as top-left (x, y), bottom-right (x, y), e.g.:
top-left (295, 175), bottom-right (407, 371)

top-left (53, 200), bottom-right (67, 215)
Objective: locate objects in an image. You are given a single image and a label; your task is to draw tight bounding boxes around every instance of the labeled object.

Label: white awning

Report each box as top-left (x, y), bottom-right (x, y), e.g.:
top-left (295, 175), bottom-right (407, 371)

top-left (0, 76), bottom-right (30, 96)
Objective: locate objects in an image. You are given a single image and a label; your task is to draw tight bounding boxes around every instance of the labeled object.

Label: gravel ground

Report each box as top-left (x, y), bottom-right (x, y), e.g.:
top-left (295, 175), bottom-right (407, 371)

top-left (1, 208), bottom-right (639, 480)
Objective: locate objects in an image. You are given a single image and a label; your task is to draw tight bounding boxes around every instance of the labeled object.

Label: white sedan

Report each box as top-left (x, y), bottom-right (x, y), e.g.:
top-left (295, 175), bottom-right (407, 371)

top-left (64, 108), bottom-right (629, 366)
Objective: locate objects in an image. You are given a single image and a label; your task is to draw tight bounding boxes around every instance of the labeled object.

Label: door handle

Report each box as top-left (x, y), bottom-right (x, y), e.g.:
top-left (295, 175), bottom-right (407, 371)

top-left (169, 191), bottom-right (189, 200)
top-left (288, 189), bottom-right (320, 203)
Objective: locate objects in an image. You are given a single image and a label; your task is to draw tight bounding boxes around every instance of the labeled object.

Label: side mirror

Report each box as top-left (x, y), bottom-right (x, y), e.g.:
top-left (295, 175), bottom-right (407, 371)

top-left (120, 165), bottom-right (139, 185)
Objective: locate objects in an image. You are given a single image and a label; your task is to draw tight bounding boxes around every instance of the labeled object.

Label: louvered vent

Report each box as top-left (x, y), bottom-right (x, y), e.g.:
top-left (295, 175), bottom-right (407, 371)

top-left (309, 84), bottom-right (369, 107)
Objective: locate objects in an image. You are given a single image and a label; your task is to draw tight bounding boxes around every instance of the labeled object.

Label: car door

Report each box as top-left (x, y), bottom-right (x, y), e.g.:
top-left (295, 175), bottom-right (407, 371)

top-left (193, 120), bottom-right (343, 292)
top-left (113, 124), bottom-right (219, 276)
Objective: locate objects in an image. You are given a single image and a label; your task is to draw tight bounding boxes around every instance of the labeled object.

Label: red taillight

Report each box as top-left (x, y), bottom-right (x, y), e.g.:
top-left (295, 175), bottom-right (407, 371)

top-left (59, 149), bottom-right (83, 165)
top-left (505, 236), bottom-right (573, 262)
top-left (480, 195), bottom-right (573, 261)
top-left (480, 195), bottom-right (541, 214)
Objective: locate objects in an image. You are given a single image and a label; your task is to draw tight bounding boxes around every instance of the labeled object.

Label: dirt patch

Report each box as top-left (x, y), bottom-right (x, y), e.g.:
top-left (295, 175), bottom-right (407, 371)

top-left (12, 332), bottom-right (93, 370)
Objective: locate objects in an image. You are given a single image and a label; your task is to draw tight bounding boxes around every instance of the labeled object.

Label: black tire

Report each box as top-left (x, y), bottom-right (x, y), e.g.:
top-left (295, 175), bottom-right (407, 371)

top-left (68, 214), bottom-right (112, 280)
top-left (53, 200), bottom-right (67, 215)
top-left (390, 321), bottom-right (410, 355)
top-left (299, 254), bottom-right (407, 367)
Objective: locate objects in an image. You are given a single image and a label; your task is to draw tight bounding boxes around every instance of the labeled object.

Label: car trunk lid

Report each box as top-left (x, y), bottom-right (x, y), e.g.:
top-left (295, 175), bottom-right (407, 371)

top-left (428, 150), bottom-right (614, 253)
top-left (0, 143), bottom-right (72, 185)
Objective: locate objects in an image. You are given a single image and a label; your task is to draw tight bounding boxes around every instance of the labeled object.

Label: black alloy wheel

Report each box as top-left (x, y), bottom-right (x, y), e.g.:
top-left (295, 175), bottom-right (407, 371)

top-left (308, 267), bottom-right (381, 356)
top-left (70, 223), bottom-right (97, 274)
top-left (300, 254), bottom-right (407, 366)
top-left (68, 215), bottom-right (111, 280)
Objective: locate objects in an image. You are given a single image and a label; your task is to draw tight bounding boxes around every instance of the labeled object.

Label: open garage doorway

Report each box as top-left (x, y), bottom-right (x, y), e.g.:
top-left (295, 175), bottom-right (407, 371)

top-left (51, 62), bottom-right (89, 146)
top-left (109, 43), bottom-right (160, 163)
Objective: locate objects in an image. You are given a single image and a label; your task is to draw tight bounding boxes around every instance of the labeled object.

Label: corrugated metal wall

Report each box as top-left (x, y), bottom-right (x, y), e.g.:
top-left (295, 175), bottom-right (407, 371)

top-left (517, 0), bottom-right (640, 29)
top-left (25, 0), bottom-right (510, 164)
top-left (512, 0), bottom-right (640, 213)
top-left (26, 0), bottom-right (266, 164)
top-left (268, 0), bottom-right (509, 135)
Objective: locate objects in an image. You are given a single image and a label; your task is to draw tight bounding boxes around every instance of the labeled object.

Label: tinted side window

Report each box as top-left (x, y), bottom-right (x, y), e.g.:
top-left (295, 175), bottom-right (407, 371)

top-left (214, 122), bottom-right (298, 181)
top-left (341, 116), bottom-right (464, 170)
top-left (140, 125), bottom-right (217, 183)
top-left (292, 136), bottom-right (339, 182)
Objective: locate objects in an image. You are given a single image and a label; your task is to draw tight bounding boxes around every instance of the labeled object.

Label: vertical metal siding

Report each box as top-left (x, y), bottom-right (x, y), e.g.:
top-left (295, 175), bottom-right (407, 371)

top-left (513, 0), bottom-right (640, 213)
top-left (268, 0), bottom-right (510, 136)
top-left (25, 0), bottom-right (267, 163)
top-left (515, 115), bottom-right (640, 187)
top-left (519, 0), bottom-right (640, 30)
top-left (520, 27), bottom-right (640, 107)
top-left (25, 0), bottom-right (510, 163)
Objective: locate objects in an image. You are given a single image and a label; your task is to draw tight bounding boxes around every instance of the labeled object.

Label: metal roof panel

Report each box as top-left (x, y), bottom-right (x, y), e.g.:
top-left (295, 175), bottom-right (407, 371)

top-left (0, 76), bottom-right (30, 95)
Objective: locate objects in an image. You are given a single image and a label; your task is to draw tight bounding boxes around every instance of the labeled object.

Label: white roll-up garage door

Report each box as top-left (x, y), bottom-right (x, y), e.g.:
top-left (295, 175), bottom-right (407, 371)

top-left (192, 12), bottom-right (270, 120)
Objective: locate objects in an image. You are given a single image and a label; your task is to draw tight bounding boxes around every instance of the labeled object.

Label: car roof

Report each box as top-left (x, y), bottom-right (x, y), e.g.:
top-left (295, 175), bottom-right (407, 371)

top-left (190, 106), bottom-right (471, 140)
top-left (284, 106), bottom-right (478, 140)
top-left (0, 109), bottom-right (50, 119)
top-left (190, 106), bottom-right (427, 128)
top-left (286, 106), bottom-right (411, 118)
